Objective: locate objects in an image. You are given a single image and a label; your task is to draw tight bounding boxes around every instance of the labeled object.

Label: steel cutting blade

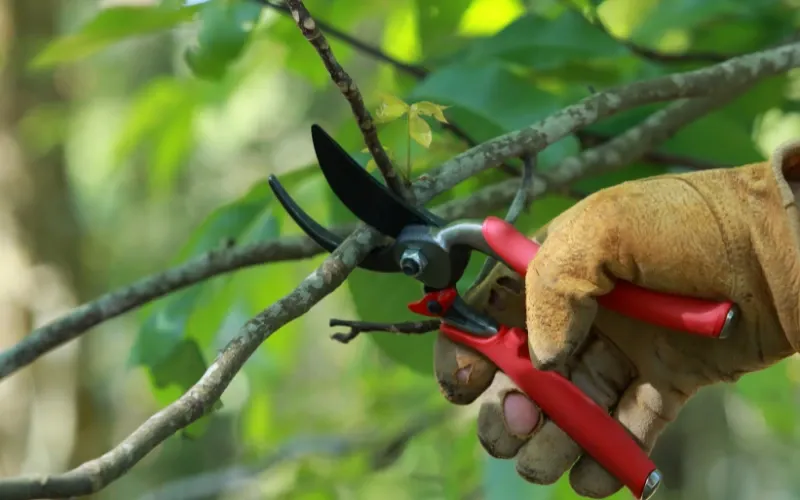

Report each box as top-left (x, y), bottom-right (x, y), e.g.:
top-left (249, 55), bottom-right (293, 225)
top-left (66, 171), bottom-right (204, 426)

top-left (310, 124), bottom-right (445, 238)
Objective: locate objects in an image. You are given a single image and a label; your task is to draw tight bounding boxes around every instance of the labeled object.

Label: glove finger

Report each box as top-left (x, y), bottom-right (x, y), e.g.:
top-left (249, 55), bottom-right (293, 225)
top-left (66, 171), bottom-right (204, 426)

top-left (436, 261), bottom-right (528, 405)
top-left (476, 373), bottom-right (542, 459)
top-left (569, 379), bottom-right (690, 498)
top-left (515, 332), bottom-right (634, 485)
top-left (434, 333), bottom-right (496, 405)
top-left (525, 201), bottom-right (622, 370)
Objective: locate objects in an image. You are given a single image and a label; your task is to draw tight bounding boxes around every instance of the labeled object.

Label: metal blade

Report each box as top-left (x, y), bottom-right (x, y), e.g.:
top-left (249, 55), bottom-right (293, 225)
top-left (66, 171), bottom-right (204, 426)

top-left (310, 124), bottom-right (446, 238)
top-left (267, 174), bottom-right (400, 273)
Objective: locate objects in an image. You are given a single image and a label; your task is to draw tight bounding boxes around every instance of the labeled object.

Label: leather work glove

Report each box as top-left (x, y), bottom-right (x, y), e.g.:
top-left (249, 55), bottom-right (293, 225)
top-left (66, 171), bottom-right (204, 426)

top-left (434, 139), bottom-right (800, 498)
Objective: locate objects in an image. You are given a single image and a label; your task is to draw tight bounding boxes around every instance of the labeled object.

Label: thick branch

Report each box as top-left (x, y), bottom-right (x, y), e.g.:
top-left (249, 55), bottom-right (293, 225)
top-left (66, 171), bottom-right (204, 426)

top-left (416, 41), bottom-right (800, 202)
top-left (0, 230), bottom-right (352, 379)
top-left (282, 0), bottom-right (413, 200)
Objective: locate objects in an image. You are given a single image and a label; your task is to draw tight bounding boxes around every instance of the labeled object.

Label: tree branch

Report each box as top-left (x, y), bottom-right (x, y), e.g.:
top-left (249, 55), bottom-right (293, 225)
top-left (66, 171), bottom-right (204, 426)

top-left (415, 41), bottom-right (800, 202)
top-left (282, 0), bottom-right (413, 201)
top-left (0, 35), bottom-right (794, 500)
top-left (329, 319), bottom-right (440, 344)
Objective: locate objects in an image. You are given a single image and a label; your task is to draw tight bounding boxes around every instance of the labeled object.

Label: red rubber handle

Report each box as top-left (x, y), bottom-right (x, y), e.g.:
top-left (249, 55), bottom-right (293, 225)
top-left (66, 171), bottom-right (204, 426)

top-left (441, 323), bottom-right (658, 500)
top-left (481, 216), bottom-right (735, 338)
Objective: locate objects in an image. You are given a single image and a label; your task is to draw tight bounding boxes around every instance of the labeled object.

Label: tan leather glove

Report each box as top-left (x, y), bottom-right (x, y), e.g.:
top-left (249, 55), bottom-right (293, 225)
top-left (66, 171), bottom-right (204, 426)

top-left (434, 140), bottom-right (800, 498)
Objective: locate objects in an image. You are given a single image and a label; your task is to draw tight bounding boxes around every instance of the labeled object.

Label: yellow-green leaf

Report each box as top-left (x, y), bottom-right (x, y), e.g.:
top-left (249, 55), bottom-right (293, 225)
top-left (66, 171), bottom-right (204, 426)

top-left (409, 115), bottom-right (433, 148)
top-left (375, 93), bottom-right (409, 124)
top-left (412, 101), bottom-right (450, 123)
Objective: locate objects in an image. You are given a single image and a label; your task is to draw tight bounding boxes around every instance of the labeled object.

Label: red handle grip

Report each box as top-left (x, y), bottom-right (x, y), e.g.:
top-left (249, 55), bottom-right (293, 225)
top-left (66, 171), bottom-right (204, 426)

top-left (481, 216), bottom-right (737, 338)
top-left (441, 323), bottom-right (661, 500)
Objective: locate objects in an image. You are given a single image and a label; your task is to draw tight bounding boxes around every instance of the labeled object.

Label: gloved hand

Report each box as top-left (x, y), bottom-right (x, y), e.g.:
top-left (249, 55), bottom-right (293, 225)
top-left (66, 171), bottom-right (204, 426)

top-left (434, 140), bottom-right (800, 498)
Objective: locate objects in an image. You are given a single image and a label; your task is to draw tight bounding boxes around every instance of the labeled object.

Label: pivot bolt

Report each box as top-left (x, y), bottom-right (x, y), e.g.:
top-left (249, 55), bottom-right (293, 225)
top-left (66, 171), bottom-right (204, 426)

top-left (400, 248), bottom-right (427, 277)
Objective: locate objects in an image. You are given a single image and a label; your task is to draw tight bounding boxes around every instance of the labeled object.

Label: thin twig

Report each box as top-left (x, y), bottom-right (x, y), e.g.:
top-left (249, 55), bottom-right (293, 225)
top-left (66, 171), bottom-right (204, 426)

top-left (469, 154), bottom-right (536, 288)
top-left (260, 0), bottom-right (428, 78)
top-left (282, 0), bottom-right (413, 201)
top-left (329, 319), bottom-right (440, 344)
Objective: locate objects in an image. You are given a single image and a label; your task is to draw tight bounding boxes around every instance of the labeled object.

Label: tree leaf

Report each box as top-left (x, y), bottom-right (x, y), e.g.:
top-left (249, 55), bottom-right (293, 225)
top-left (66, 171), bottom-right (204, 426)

top-left (31, 5), bottom-right (199, 68)
top-left (184, 0), bottom-right (263, 81)
top-left (408, 114), bottom-right (433, 148)
top-left (463, 10), bottom-right (631, 71)
top-left (375, 93), bottom-right (410, 124)
top-left (412, 101), bottom-right (449, 123)
top-left (414, 0), bottom-right (473, 60)
top-left (408, 59), bottom-right (580, 168)
top-left (632, 0), bottom-right (748, 45)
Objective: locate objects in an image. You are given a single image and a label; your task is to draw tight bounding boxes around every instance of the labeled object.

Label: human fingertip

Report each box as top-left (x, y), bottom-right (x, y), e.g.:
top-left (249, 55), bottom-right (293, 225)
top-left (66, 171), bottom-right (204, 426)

top-left (503, 391), bottom-right (541, 438)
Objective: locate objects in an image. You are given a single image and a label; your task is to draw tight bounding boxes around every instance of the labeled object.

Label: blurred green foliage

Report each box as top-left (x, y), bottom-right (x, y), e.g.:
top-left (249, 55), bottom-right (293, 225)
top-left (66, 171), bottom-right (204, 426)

top-left (30, 0), bottom-right (800, 498)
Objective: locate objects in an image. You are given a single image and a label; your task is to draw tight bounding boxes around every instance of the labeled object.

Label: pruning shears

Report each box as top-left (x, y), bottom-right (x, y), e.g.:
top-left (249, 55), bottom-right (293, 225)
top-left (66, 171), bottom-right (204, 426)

top-left (267, 125), bottom-right (740, 500)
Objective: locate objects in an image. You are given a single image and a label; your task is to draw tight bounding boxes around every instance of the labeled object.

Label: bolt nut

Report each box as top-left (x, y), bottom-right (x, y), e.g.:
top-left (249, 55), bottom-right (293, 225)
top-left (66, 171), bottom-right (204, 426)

top-left (400, 248), bottom-right (427, 277)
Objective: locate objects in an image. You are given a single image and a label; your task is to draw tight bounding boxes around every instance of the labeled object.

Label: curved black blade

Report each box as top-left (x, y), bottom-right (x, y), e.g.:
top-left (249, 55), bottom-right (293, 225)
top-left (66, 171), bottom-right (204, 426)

top-left (267, 174), bottom-right (400, 273)
top-left (310, 124), bottom-right (446, 237)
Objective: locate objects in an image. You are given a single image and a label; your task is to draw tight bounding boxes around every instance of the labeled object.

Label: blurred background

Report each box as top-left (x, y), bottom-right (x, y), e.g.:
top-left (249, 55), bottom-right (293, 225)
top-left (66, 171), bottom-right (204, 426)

top-left (2, 0), bottom-right (800, 499)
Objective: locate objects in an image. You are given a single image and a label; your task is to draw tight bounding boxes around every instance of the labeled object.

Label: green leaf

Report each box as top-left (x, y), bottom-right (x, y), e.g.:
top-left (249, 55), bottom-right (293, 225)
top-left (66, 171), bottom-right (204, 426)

top-left (185, 0), bottom-right (263, 81)
top-left (414, 0), bottom-right (473, 60)
top-left (661, 112), bottom-right (762, 165)
top-left (408, 59), bottom-right (580, 168)
top-left (464, 10), bottom-right (631, 71)
top-left (408, 114), bottom-right (433, 148)
top-left (375, 93), bottom-right (410, 124)
top-left (31, 5), bottom-right (199, 68)
top-left (632, 0), bottom-right (748, 45)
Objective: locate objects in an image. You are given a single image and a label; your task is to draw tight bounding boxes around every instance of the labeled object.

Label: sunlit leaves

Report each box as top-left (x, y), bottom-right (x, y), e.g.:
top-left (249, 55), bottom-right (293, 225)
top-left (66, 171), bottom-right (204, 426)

top-left (31, 4), bottom-right (200, 68)
top-left (370, 93), bottom-right (450, 175)
top-left (463, 10), bottom-right (631, 72)
top-left (375, 93), bottom-right (410, 124)
top-left (373, 93), bottom-right (450, 145)
top-left (413, 101), bottom-right (450, 124)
